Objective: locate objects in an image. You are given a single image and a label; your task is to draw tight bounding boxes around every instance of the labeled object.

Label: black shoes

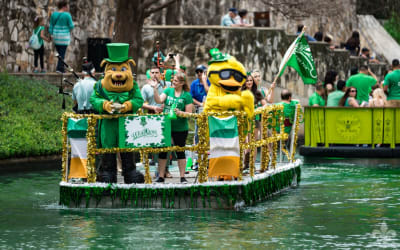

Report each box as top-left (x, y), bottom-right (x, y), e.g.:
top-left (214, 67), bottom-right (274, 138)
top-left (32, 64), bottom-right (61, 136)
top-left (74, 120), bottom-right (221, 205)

top-left (155, 177), bottom-right (188, 184)
top-left (155, 177), bottom-right (165, 183)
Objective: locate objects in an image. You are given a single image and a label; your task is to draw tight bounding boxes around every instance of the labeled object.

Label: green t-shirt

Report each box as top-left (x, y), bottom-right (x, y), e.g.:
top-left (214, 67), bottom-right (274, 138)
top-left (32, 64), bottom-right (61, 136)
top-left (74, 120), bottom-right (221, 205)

top-left (308, 92), bottom-right (325, 106)
top-left (163, 88), bottom-right (193, 131)
top-left (346, 73), bottom-right (377, 103)
top-left (33, 26), bottom-right (44, 46)
top-left (327, 90), bottom-right (345, 107)
top-left (276, 100), bottom-right (299, 133)
top-left (383, 69), bottom-right (400, 100)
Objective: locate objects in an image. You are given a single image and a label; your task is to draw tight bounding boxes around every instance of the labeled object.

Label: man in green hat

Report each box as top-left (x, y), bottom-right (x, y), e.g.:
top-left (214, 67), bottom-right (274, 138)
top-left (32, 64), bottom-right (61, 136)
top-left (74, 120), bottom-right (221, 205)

top-left (90, 43), bottom-right (144, 184)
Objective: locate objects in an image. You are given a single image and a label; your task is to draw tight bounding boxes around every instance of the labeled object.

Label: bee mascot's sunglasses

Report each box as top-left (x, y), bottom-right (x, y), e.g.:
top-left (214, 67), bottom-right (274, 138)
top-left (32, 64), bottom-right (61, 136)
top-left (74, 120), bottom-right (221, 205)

top-left (208, 69), bottom-right (246, 82)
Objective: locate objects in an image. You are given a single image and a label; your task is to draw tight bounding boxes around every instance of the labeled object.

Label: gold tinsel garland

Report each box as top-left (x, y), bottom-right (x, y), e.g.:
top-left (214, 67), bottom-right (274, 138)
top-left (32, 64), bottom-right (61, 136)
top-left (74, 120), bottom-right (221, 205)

top-left (291, 104), bottom-right (303, 162)
top-left (271, 109), bottom-right (279, 169)
top-left (61, 114), bottom-right (69, 182)
top-left (61, 104), bottom-right (295, 183)
top-left (260, 112), bottom-right (270, 172)
top-left (86, 117), bottom-right (97, 182)
top-left (237, 114), bottom-right (246, 181)
top-left (143, 151), bottom-right (152, 184)
top-left (197, 114), bottom-right (209, 183)
top-left (249, 114), bottom-right (256, 177)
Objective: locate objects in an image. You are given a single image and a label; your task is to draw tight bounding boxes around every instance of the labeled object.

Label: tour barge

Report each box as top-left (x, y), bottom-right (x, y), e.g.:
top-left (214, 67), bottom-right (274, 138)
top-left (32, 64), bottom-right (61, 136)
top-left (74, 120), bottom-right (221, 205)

top-left (59, 104), bottom-right (302, 209)
top-left (300, 106), bottom-right (400, 158)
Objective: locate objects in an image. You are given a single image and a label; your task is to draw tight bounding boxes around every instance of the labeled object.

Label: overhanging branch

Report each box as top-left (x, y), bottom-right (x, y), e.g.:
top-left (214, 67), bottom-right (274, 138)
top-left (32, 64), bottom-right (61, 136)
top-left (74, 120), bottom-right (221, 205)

top-left (144, 0), bottom-right (178, 17)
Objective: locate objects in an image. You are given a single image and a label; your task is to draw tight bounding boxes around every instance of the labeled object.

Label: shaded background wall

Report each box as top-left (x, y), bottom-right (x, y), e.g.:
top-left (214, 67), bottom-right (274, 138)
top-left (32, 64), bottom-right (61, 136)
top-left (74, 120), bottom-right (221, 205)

top-left (0, 0), bottom-right (390, 105)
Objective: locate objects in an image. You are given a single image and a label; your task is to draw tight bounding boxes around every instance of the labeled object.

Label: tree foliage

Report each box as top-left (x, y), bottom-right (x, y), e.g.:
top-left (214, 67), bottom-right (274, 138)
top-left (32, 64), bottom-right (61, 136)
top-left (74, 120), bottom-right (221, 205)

top-left (384, 12), bottom-right (400, 45)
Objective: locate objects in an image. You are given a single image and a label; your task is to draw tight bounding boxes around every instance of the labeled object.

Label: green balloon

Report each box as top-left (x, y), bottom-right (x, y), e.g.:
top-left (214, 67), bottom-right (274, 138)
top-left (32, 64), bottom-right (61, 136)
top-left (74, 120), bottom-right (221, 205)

top-left (146, 69), bottom-right (151, 80)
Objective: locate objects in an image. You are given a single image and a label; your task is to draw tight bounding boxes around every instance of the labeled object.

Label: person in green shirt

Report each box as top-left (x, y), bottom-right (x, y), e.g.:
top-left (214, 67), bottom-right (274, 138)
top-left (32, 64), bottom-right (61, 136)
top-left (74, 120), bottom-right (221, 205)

top-left (345, 65), bottom-right (378, 104)
top-left (49, 1), bottom-right (74, 73)
top-left (308, 83), bottom-right (326, 106)
top-left (383, 59), bottom-right (400, 107)
top-left (277, 89), bottom-right (300, 134)
top-left (327, 80), bottom-right (346, 106)
top-left (151, 72), bottom-right (194, 184)
top-left (32, 16), bottom-right (51, 73)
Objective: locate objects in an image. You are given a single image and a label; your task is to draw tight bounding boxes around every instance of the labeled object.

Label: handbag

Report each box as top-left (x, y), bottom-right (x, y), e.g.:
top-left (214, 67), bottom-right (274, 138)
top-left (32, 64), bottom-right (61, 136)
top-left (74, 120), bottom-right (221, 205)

top-left (28, 28), bottom-right (41, 50)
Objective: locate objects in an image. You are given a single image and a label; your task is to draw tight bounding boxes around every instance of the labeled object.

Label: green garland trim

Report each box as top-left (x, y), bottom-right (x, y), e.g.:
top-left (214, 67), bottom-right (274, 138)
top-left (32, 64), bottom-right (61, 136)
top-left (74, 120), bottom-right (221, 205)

top-left (60, 166), bottom-right (301, 209)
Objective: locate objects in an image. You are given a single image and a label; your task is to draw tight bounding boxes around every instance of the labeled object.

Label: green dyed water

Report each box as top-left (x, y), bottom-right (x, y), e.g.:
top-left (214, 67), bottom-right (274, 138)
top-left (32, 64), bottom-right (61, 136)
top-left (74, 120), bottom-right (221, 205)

top-left (1, 159), bottom-right (400, 248)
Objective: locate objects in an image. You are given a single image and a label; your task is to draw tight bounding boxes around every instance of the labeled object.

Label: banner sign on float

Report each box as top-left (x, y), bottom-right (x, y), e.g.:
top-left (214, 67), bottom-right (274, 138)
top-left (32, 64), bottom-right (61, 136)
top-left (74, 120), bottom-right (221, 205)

top-left (119, 115), bottom-right (171, 148)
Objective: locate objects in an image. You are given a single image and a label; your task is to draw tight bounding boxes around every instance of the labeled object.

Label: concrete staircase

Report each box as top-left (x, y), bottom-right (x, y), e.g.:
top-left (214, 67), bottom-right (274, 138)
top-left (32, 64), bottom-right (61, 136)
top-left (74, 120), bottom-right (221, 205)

top-left (357, 14), bottom-right (400, 63)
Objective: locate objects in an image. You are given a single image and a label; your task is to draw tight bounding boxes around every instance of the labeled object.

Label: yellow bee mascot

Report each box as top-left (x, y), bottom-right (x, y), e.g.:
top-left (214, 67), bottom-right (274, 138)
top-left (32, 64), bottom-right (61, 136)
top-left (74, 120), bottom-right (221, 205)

top-left (204, 48), bottom-right (254, 180)
top-left (90, 43), bottom-right (144, 183)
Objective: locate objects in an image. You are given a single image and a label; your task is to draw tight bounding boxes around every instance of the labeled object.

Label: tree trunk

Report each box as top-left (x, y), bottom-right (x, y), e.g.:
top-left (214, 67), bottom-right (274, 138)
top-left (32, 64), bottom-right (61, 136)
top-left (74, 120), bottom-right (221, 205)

top-left (114, 0), bottom-right (145, 73)
top-left (166, 0), bottom-right (181, 25)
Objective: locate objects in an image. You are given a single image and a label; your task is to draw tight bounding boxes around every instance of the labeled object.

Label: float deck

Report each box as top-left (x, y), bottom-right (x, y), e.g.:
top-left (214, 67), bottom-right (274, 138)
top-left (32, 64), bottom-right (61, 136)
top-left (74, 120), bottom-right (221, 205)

top-left (60, 160), bottom-right (301, 209)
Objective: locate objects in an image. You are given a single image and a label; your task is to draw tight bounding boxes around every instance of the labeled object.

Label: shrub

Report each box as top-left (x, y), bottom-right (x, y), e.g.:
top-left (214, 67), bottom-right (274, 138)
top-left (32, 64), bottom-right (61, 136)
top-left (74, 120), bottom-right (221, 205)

top-left (0, 72), bottom-right (73, 159)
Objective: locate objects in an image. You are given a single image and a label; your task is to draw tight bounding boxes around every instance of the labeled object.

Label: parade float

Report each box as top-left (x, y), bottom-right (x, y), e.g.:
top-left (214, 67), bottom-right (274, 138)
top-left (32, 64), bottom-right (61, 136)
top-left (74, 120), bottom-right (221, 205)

top-left (58, 43), bottom-right (303, 209)
top-left (300, 106), bottom-right (400, 158)
top-left (59, 105), bottom-right (302, 209)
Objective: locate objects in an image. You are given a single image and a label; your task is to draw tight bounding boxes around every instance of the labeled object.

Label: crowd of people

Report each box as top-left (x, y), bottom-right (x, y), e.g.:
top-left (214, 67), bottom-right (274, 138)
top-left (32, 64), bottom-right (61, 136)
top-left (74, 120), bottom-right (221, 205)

top-left (309, 60), bottom-right (400, 108)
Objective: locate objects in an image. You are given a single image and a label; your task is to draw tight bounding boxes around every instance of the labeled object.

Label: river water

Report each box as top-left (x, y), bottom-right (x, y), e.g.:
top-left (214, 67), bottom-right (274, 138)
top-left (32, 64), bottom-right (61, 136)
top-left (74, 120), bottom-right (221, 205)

top-left (0, 158), bottom-right (399, 249)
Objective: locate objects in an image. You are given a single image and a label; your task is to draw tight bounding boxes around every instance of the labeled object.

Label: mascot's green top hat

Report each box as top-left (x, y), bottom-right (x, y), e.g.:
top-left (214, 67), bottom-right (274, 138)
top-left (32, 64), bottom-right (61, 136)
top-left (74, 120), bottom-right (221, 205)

top-left (104, 43), bottom-right (132, 63)
top-left (208, 48), bottom-right (231, 65)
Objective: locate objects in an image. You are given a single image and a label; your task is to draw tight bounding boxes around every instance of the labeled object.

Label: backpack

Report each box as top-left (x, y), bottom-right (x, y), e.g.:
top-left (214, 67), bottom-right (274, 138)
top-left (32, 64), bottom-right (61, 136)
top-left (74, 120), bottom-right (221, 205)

top-left (28, 28), bottom-right (41, 50)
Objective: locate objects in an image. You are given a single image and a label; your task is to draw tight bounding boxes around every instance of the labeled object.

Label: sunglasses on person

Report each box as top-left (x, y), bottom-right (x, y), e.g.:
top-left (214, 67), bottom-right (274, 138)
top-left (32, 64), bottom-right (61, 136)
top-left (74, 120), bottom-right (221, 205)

top-left (350, 89), bottom-right (357, 92)
top-left (208, 69), bottom-right (246, 82)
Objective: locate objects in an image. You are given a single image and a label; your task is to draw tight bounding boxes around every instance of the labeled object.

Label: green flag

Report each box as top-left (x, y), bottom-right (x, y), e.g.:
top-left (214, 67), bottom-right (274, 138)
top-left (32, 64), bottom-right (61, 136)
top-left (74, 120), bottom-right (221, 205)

top-left (278, 34), bottom-right (318, 84)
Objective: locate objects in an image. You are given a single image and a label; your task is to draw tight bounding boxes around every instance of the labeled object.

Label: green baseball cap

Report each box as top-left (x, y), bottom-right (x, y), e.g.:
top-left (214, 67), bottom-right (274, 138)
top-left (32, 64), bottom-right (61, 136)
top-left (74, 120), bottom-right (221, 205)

top-left (104, 43), bottom-right (132, 63)
top-left (165, 69), bottom-right (177, 81)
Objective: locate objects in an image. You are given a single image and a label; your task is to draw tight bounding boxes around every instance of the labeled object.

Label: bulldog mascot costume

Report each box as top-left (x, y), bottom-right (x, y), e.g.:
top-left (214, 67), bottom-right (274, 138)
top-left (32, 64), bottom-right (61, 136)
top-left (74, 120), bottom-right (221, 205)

top-left (90, 43), bottom-right (144, 184)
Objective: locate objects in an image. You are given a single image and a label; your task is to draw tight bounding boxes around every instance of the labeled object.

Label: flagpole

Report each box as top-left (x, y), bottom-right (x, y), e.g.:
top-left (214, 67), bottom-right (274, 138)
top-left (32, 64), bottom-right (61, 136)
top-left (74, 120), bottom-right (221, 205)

top-left (272, 26), bottom-right (307, 84)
